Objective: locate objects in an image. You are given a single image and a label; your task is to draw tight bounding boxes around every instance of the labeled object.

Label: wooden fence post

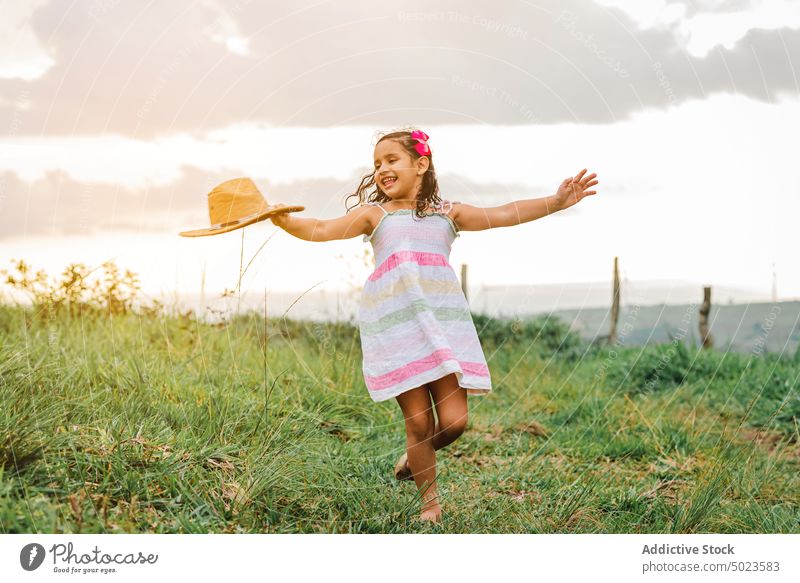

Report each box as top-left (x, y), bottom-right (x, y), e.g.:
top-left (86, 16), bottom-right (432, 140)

top-left (699, 286), bottom-right (714, 349)
top-left (609, 256), bottom-right (620, 344)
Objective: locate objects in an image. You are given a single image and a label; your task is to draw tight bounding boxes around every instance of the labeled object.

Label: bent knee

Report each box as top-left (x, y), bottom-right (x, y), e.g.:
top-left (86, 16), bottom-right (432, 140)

top-left (405, 411), bottom-right (436, 442)
top-left (439, 413), bottom-right (468, 439)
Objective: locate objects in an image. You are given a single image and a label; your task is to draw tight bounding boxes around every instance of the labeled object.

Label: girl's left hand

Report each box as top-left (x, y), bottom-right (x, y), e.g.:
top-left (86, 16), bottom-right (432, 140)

top-left (552, 169), bottom-right (599, 211)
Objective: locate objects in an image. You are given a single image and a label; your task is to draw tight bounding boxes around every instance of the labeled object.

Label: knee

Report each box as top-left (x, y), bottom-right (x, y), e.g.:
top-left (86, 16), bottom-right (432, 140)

top-left (439, 412), bottom-right (468, 440)
top-left (405, 409), bottom-right (435, 443)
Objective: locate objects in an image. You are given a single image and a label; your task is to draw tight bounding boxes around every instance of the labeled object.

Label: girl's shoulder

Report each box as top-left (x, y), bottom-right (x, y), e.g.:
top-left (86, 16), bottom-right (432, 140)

top-left (433, 199), bottom-right (461, 214)
top-left (359, 201), bottom-right (385, 210)
top-left (356, 201), bottom-right (384, 213)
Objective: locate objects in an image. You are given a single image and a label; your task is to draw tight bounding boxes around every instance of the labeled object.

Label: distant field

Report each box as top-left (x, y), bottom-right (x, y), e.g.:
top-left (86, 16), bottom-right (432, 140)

top-left (1, 304), bottom-right (798, 533)
top-left (547, 300), bottom-right (800, 355)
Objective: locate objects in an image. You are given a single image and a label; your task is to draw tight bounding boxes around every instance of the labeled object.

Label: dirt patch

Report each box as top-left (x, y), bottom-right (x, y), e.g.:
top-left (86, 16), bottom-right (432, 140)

top-left (738, 427), bottom-right (799, 460)
top-left (452, 452), bottom-right (513, 469)
top-left (647, 454), bottom-right (702, 475)
top-left (504, 489), bottom-right (543, 503)
top-left (515, 420), bottom-right (550, 438)
top-left (205, 457), bottom-right (236, 472)
top-left (482, 424), bottom-right (504, 442)
top-left (638, 478), bottom-right (690, 502)
top-left (219, 480), bottom-right (249, 513)
top-left (319, 421), bottom-right (355, 442)
top-left (565, 506), bottom-right (602, 529)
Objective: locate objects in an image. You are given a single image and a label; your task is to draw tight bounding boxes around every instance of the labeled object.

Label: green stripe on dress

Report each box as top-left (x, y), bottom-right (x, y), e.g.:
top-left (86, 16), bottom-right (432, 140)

top-left (361, 299), bottom-right (472, 336)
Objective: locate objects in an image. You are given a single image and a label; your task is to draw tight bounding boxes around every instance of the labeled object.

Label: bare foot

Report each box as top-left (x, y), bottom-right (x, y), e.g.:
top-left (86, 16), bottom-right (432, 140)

top-left (419, 491), bottom-right (442, 523)
top-left (419, 503), bottom-right (442, 523)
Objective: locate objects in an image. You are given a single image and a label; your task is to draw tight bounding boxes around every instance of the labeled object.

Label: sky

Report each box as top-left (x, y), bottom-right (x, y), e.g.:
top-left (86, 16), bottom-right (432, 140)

top-left (1, 0), bottom-right (798, 312)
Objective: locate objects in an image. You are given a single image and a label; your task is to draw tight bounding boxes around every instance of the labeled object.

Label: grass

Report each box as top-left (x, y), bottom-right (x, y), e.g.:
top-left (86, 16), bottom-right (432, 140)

top-left (0, 302), bottom-right (798, 533)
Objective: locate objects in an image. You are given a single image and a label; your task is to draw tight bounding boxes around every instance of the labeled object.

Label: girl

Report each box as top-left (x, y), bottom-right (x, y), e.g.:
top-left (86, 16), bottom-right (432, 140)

top-left (270, 128), bottom-right (598, 523)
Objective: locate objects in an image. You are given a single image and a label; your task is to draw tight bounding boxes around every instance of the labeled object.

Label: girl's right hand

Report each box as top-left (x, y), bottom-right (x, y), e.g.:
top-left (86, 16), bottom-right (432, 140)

top-left (269, 203), bottom-right (291, 227)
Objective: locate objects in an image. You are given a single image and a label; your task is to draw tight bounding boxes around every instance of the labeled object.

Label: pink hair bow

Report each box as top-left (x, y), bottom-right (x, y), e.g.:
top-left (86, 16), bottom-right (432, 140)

top-left (411, 129), bottom-right (431, 156)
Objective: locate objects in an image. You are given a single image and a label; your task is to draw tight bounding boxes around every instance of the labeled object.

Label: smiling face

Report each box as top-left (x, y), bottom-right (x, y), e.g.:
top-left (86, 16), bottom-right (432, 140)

top-left (373, 139), bottom-right (429, 201)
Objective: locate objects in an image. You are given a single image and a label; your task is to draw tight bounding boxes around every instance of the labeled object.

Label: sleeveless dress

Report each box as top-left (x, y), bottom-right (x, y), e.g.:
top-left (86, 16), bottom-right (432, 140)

top-left (358, 199), bottom-right (493, 403)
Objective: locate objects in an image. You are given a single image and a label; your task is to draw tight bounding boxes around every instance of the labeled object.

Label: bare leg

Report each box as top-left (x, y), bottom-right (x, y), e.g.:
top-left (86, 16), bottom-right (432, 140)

top-left (429, 373), bottom-right (469, 451)
top-left (395, 385), bottom-right (441, 522)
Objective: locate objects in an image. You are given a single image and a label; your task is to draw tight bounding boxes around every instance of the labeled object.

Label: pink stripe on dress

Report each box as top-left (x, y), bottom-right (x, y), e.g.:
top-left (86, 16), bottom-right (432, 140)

top-left (365, 347), bottom-right (490, 392)
top-left (368, 250), bottom-right (451, 282)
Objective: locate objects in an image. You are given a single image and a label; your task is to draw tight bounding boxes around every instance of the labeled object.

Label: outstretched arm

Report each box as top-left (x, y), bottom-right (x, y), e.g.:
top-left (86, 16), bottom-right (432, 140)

top-left (453, 168), bottom-right (598, 231)
top-left (269, 204), bottom-right (373, 242)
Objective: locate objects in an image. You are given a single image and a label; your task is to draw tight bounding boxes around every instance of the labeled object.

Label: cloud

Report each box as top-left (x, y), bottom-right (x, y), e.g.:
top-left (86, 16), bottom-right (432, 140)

top-left (198, 0), bottom-right (253, 57)
top-left (0, 0), bottom-right (798, 139)
top-left (0, 164), bottom-right (553, 239)
top-left (614, 0), bottom-right (800, 58)
top-left (0, 0), bottom-right (55, 80)
top-left (592, 0), bottom-right (755, 29)
top-left (0, 166), bottom-right (252, 239)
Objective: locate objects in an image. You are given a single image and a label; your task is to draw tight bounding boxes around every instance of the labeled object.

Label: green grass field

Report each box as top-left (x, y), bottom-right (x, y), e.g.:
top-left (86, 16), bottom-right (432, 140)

top-left (1, 303), bottom-right (798, 533)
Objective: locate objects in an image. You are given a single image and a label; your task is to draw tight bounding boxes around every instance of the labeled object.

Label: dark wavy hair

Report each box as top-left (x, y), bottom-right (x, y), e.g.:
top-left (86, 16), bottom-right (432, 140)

top-left (344, 127), bottom-right (441, 220)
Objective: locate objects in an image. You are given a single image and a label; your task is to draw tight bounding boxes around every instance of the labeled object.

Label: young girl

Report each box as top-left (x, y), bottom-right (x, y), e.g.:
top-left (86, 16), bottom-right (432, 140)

top-left (269, 128), bottom-right (598, 523)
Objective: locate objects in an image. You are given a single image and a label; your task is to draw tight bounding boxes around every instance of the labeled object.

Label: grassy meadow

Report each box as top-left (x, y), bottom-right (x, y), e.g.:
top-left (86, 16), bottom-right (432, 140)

top-left (0, 261), bottom-right (798, 533)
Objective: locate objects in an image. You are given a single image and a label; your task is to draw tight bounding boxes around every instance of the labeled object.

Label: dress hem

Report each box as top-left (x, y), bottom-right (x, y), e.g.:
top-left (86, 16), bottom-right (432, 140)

top-left (366, 361), bottom-right (492, 403)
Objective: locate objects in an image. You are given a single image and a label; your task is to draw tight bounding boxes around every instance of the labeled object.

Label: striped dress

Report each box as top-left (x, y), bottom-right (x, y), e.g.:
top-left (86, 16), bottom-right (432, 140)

top-left (358, 199), bottom-right (492, 403)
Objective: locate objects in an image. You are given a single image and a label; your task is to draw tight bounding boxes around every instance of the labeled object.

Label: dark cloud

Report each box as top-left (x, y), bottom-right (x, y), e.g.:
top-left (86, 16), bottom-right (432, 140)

top-left (0, 167), bottom-right (228, 238)
top-left (0, 0), bottom-right (797, 139)
top-left (0, 165), bottom-right (563, 238)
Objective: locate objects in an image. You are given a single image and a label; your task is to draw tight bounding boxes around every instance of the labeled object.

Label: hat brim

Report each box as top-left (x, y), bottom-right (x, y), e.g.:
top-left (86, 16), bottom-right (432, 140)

top-left (178, 205), bottom-right (305, 237)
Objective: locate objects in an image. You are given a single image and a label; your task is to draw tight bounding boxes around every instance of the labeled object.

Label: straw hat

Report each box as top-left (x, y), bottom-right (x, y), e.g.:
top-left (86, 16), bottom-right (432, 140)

top-left (179, 177), bottom-right (304, 237)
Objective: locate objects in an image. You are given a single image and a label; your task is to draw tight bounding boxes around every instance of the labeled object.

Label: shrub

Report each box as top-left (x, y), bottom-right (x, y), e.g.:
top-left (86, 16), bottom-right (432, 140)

top-left (471, 312), bottom-right (587, 360)
top-left (1, 258), bottom-right (149, 319)
top-left (604, 340), bottom-right (693, 394)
